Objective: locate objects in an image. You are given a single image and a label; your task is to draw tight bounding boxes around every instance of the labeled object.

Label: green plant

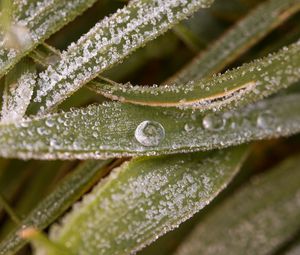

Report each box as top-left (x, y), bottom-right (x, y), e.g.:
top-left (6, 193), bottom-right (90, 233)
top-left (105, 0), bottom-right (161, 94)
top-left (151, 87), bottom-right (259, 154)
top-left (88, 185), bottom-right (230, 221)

top-left (0, 0), bottom-right (300, 254)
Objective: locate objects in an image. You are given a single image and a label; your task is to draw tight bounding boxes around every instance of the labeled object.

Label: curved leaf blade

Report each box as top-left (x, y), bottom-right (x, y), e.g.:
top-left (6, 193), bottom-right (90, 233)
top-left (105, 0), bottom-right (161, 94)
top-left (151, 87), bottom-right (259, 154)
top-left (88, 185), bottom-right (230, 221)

top-left (167, 0), bottom-right (300, 85)
top-left (89, 41), bottom-right (300, 111)
top-left (47, 146), bottom-right (248, 255)
top-left (174, 154), bottom-right (300, 255)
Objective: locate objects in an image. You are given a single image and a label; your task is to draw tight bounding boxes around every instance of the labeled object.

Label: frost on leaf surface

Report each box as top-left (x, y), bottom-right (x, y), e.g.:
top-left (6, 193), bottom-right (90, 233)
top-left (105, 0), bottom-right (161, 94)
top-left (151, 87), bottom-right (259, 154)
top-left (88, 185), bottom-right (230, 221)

top-left (0, 0), bottom-right (98, 77)
top-left (0, 94), bottom-right (300, 159)
top-left (1, 59), bottom-right (36, 123)
top-left (48, 147), bottom-right (246, 255)
top-left (33, 0), bottom-right (214, 113)
top-left (174, 155), bottom-right (300, 255)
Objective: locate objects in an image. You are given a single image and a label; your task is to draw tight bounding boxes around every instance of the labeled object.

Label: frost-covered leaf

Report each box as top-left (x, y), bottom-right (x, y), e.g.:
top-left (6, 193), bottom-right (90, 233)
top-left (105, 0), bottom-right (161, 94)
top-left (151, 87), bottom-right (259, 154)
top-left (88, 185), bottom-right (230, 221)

top-left (168, 0), bottom-right (300, 85)
top-left (31, 0), bottom-right (215, 114)
top-left (0, 160), bottom-right (112, 255)
top-left (0, 0), bottom-right (98, 78)
top-left (45, 146), bottom-right (248, 255)
top-left (0, 93), bottom-right (300, 159)
top-left (89, 41), bottom-right (300, 111)
top-left (174, 154), bottom-right (300, 255)
top-left (1, 58), bottom-right (36, 123)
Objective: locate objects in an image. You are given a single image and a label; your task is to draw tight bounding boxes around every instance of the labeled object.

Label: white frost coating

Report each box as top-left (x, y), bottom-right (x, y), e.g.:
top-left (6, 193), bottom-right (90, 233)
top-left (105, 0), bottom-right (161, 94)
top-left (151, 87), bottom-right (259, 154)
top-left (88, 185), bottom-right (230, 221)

top-left (174, 157), bottom-right (300, 255)
top-left (0, 0), bottom-right (97, 76)
top-left (1, 71), bottom-right (36, 123)
top-left (33, 0), bottom-right (214, 113)
top-left (48, 148), bottom-right (245, 255)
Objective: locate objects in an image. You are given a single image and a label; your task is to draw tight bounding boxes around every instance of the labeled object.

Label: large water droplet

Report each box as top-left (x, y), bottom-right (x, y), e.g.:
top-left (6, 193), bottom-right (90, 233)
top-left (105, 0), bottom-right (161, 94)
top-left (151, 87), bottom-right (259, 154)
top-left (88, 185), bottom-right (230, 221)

top-left (135, 121), bottom-right (165, 146)
top-left (257, 111), bottom-right (275, 129)
top-left (202, 114), bottom-right (226, 131)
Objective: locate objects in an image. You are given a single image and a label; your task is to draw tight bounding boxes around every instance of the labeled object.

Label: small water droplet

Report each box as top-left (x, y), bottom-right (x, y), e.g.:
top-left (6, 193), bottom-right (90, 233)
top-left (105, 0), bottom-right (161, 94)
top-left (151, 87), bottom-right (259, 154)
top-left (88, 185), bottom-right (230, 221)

top-left (184, 123), bottom-right (195, 132)
top-left (45, 119), bottom-right (55, 127)
top-left (92, 132), bottom-right (99, 138)
top-left (257, 111), bottom-right (275, 128)
top-left (135, 121), bottom-right (165, 146)
top-left (202, 114), bottom-right (226, 131)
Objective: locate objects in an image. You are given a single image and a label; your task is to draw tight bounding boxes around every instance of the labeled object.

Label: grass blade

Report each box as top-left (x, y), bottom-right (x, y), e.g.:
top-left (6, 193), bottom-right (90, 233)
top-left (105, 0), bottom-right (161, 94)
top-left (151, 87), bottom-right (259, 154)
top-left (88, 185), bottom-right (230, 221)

top-left (0, 93), bottom-right (299, 159)
top-left (174, 154), bottom-right (300, 255)
top-left (89, 41), bottom-right (300, 111)
top-left (168, 0), bottom-right (300, 85)
top-left (45, 146), bottom-right (248, 255)
top-left (1, 59), bottom-right (36, 123)
top-left (31, 0), bottom-right (215, 113)
top-left (0, 0), bottom-right (98, 78)
top-left (0, 160), bottom-right (112, 255)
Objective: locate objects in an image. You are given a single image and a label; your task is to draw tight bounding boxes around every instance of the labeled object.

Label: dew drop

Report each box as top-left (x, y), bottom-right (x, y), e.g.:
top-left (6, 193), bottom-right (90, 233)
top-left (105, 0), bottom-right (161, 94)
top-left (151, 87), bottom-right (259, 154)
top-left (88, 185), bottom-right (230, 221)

top-left (202, 114), bottom-right (226, 131)
top-left (45, 119), bottom-right (55, 128)
top-left (257, 111), bottom-right (275, 129)
top-left (184, 123), bottom-right (195, 132)
top-left (92, 131), bottom-right (99, 138)
top-left (135, 121), bottom-right (165, 147)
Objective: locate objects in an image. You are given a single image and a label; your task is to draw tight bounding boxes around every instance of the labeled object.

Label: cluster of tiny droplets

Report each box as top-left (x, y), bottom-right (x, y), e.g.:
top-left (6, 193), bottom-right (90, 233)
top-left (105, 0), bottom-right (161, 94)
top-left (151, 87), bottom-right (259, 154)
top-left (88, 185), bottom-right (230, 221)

top-left (33, 0), bottom-right (214, 112)
top-left (0, 94), bottom-right (300, 160)
top-left (49, 149), bottom-right (236, 254)
top-left (174, 164), bottom-right (300, 255)
top-left (1, 71), bottom-right (36, 123)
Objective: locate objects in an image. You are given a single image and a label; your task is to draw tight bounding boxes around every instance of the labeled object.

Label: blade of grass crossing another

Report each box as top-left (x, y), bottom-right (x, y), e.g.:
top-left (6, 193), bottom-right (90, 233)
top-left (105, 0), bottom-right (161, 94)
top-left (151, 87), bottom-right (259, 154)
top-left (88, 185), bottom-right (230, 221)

top-left (42, 146), bottom-right (248, 255)
top-left (89, 40), bottom-right (300, 111)
top-left (31, 0), bottom-right (215, 114)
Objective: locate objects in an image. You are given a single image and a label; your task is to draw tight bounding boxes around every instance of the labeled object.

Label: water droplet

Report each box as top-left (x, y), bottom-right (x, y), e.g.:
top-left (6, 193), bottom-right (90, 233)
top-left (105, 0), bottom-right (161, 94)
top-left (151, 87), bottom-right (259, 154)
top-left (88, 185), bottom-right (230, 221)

top-left (184, 123), bottom-right (195, 132)
top-left (202, 114), bottom-right (226, 131)
top-left (257, 111), bottom-right (275, 129)
top-left (92, 132), bottom-right (99, 138)
top-left (45, 119), bottom-right (55, 128)
top-left (135, 121), bottom-right (165, 147)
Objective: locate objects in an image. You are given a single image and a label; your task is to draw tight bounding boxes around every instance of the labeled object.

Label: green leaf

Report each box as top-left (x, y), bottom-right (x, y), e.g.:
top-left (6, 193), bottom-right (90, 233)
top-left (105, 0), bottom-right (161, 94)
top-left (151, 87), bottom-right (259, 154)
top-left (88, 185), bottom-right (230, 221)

top-left (0, 93), bottom-right (299, 159)
top-left (31, 0), bottom-right (215, 114)
top-left (174, 154), bottom-right (300, 255)
top-left (89, 41), bottom-right (300, 111)
top-left (0, 159), bottom-right (112, 255)
top-left (46, 146), bottom-right (248, 255)
top-left (1, 58), bottom-right (36, 123)
top-left (168, 0), bottom-right (300, 85)
top-left (0, 0), bottom-right (98, 78)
